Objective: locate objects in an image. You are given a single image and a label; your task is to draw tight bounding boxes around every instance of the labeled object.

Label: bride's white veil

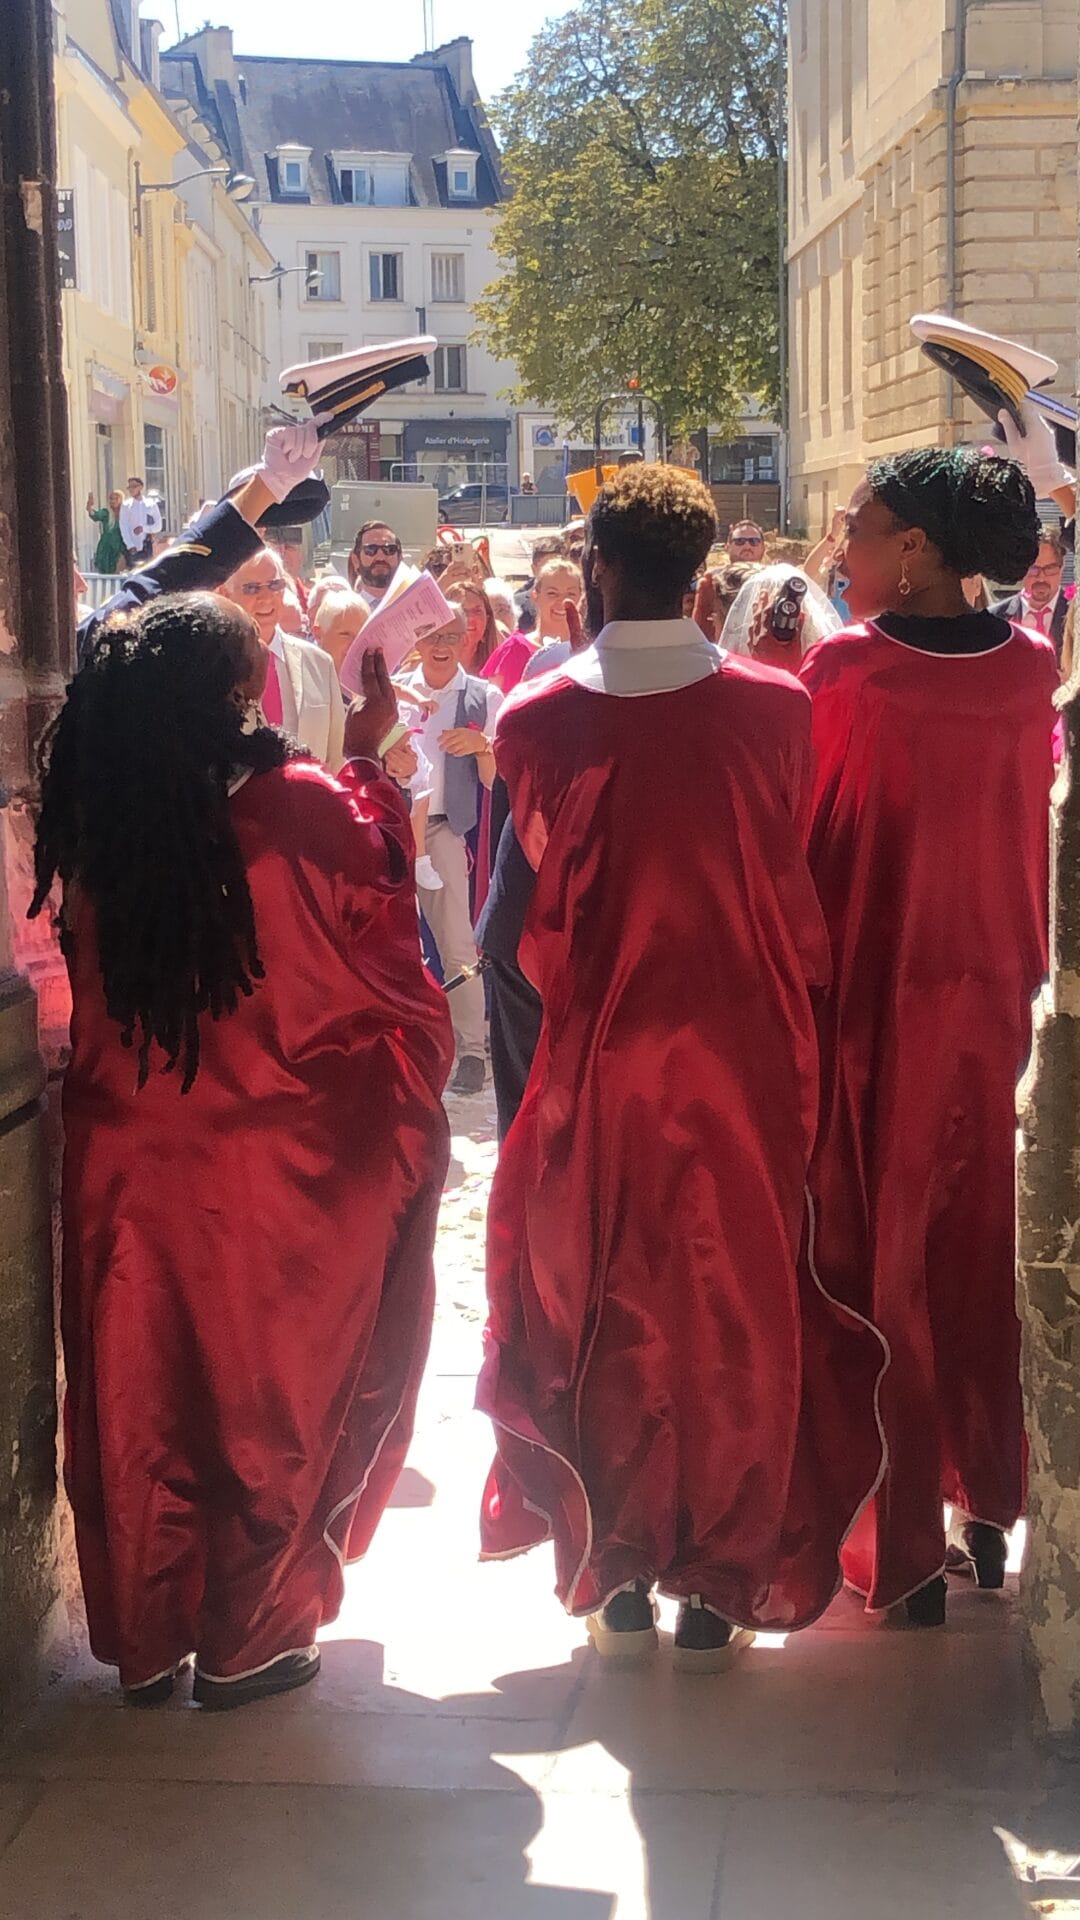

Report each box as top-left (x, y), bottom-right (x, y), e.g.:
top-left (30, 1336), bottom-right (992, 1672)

top-left (722, 564), bottom-right (843, 660)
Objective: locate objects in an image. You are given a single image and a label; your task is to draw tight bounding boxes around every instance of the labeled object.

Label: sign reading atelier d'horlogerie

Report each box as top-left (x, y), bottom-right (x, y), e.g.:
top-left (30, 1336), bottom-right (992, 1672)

top-left (57, 189), bottom-right (77, 290)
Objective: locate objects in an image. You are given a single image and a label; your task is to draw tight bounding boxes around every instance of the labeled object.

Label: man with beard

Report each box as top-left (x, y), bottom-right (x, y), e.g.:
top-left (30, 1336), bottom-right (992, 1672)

top-left (348, 521), bottom-right (403, 609)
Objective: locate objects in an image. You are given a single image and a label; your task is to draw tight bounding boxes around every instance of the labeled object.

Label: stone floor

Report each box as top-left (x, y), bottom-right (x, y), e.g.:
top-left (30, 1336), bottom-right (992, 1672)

top-left (2, 1088), bottom-right (1079, 1918)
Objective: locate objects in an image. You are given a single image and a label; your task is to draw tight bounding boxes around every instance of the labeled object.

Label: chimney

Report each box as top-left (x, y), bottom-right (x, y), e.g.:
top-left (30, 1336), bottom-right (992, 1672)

top-left (180, 24), bottom-right (236, 89)
top-left (140, 17), bottom-right (163, 89)
top-left (412, 36), bottom-right (476, 105)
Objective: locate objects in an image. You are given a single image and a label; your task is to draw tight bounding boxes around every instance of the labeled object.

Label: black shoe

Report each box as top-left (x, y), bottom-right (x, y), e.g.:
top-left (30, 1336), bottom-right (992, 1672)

top-left (905, 1575), bottom-right (948, 1627)
top-left (193, 1646), bottom-right (320, 1712)
top-left (673, 1596), bottom-right (754, 1671)
top-left (449, 1055), bottom-right (485, 1096)
top-left (962, 1522), bottom-right (1008, 1590)
top-left (124, 1654), bottom-right (193, 1707)
top-left (586, 1581), bottom-right (658, 1662)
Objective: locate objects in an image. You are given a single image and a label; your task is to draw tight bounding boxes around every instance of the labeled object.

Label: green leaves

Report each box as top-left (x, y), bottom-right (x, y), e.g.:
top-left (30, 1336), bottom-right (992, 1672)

top-left (476, 0), bottom-right (783, 437)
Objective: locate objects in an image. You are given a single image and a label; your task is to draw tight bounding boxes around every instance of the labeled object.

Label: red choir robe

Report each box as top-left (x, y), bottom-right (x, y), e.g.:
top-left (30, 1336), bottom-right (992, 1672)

top-left (61, 759), bottom-right (453, 1688)
top-left (800, 621), bottom-right (1056, 1609)
top-left (477, 660), bottom-right (889, 1629)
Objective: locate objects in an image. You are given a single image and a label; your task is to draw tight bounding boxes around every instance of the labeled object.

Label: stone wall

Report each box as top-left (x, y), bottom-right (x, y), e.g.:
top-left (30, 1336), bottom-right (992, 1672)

top-left (787, 0), bottom-right (1078, 531)
top-left (0, 0), bottom-right (78, 1717)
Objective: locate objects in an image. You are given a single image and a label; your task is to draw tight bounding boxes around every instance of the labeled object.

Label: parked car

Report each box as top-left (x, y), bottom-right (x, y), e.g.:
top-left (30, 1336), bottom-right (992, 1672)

top-left (437, 482), bottom-right (513, 525)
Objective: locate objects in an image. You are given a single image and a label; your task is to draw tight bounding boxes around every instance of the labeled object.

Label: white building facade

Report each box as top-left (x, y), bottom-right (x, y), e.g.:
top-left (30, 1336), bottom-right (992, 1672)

top-left (163, 31), bottom-right (520, 490)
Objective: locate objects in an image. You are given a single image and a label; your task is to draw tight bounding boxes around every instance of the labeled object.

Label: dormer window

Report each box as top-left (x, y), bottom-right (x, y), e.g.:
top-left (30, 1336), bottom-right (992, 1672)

top-left (276, 145), bottom-right (311, 196)
top-left (444, 149), bottom-right (478, 202)
top-left (332, 152), bottom-right (409, 207)
top-left (340, 166), bottom-right (374, 205)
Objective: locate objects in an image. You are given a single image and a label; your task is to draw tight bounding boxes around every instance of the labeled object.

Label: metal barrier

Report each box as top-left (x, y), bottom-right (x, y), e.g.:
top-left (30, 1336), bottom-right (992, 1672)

top-left (81, 572), bottom-right (127, 608)
top-left (510, 495), bottom-right (567, 527)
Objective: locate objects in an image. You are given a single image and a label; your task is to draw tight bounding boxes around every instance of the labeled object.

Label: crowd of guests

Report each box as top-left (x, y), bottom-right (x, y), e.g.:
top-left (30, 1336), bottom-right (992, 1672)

top-left (36, 408), bottom-right (1072, 1707)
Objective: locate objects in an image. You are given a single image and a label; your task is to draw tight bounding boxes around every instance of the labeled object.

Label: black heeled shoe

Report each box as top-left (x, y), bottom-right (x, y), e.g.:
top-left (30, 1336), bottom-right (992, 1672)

top-left (905, 1575), bottom-right (947, 1627)
top-left (962, 1522), bottom-right (1008, 1590)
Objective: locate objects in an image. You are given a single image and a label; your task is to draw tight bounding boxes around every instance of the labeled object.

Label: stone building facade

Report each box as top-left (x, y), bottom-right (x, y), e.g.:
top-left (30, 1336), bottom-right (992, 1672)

top-left (162, 31), bottom-right (521, 491)
top-left (787, 0), bottom-right (1078, 537)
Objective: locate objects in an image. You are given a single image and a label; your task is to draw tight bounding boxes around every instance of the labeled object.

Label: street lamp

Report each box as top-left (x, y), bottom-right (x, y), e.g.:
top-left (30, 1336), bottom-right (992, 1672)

top-left (138, 166), bottom-right (255, 201)
top-left (248, 264), bottom-right (322, 287)
top-left (134, 165), bottom-right (256, 231)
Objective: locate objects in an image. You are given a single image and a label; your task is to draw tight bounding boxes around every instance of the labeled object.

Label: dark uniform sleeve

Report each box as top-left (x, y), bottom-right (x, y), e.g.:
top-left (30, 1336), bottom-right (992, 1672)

top-left (76, 500), bottom-right (262, 663)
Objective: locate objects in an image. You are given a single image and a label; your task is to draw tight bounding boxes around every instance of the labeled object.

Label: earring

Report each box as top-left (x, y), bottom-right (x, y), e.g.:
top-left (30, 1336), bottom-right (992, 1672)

top-left (898, 561), bottom-right (912, 598)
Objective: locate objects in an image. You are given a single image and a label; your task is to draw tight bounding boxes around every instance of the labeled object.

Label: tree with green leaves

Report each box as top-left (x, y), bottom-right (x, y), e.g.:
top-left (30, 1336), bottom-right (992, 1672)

top-left (475, 0), bottom-right (784, 441)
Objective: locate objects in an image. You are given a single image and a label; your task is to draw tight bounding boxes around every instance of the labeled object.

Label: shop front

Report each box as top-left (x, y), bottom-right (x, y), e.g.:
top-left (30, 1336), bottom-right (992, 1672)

top-left (401, 418), bottom-right (510, 492)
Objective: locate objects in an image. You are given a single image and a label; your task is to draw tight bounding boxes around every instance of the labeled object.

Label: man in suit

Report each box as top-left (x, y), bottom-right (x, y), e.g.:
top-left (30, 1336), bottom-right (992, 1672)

top-left (991, 527), bottom-right (1069, 661)
top-left (220, 548), bottom-right (345, 770)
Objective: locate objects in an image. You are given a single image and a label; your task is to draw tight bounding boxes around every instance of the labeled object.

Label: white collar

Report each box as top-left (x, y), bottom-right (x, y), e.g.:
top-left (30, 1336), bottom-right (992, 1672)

top-left (563, 618), bottom-right (724, 697)
top-left (1021, 590), bottom-right (1059, 616)
top-left (268, 626), bottom-right (286, 660)
top-left (594, 617), bottom-right (707, 651)
top-left (408, 664), bottom-right (466, 698)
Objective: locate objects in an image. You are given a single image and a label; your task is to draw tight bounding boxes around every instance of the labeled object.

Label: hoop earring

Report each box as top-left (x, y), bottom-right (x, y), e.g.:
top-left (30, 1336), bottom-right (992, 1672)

top-left (898, 562), bottom-right (912, 598)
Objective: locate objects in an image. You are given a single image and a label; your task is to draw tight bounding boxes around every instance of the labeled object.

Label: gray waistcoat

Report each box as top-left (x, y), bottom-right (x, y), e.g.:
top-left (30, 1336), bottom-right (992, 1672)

top-left (443, 676), bottom-right (490, 837)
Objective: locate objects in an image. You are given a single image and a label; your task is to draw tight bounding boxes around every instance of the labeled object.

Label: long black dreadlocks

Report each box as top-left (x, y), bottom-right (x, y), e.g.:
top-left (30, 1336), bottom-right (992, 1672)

top-left (30, 592), bottom-right (299, 1093)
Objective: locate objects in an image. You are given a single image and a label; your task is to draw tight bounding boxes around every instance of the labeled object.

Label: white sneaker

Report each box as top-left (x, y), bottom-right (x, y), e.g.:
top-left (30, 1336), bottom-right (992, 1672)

top-left (415, 855), bottom-right (443, 891)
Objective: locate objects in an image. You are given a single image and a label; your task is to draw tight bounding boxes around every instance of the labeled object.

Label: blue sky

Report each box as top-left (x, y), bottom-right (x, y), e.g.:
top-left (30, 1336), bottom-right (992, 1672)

top-left (164, 0), bottom-right (581, 100)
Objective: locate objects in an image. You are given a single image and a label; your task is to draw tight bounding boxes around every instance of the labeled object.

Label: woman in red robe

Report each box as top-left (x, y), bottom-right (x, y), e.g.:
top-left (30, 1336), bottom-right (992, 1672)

top-left (800, 447), bottom-right (1056, 1624)
top-left (478, 464), bottom-right (889, 1665)
top-left (31, 597), bottom-right (452, 1706)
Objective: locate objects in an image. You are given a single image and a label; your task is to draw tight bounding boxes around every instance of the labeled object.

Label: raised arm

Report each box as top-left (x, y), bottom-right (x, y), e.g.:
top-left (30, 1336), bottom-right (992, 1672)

top-left (76, 425), bottom-right (321, 664)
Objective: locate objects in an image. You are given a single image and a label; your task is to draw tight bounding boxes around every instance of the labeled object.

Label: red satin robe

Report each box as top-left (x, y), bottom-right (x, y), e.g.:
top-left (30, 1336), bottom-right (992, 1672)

top-left (61, 759), bottom-right (453, 1688)
top-left (478, 661), bottom-right (889, 1629)
top-left (800, 622), bottom-right (1056, 1609)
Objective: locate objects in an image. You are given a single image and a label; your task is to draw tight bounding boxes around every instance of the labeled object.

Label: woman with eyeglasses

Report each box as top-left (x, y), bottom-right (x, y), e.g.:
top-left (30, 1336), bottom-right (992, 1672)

top-left (221, 547), bottom-right (345, 768)
top-left (348, 522), bottom-right (403, 607)
top-left (800, 446), bottom-right (1057, 1627)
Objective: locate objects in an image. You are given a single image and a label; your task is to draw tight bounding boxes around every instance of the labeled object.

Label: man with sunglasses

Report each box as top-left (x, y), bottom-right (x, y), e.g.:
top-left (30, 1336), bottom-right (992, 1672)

top-left (349, 521), bottom-right (403, 609)
top-left (727, 520), bottom-right (766, 563)
top-left (221, 546), bottom-right (345, 768)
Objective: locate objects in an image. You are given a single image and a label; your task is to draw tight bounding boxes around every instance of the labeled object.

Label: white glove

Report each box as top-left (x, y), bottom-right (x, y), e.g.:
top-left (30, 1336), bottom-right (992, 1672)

top-left (256, 421), bottom-right (321, 503)
top-left (997, 404), bottom-right (1074, 497)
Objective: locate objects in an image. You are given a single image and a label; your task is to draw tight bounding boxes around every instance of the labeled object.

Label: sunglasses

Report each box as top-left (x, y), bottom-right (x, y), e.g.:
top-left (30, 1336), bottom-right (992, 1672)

top-left (361, 542), bottom-right (401, 558)
top-left (239, 578), bottom-right (286, 597)
top-left (730, 535), bottom-right (763, 548)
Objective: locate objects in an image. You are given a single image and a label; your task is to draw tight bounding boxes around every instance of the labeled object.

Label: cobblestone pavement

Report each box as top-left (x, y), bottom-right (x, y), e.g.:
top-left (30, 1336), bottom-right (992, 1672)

top-left (0, 1086), bottom-right (1076, 1917)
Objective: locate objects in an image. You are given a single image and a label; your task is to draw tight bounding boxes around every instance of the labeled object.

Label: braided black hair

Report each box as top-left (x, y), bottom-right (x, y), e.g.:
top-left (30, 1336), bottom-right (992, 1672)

top-left (30, 593), bottom-right (299, 1093)
top-left (868, 446), bottom-right (1041, 583)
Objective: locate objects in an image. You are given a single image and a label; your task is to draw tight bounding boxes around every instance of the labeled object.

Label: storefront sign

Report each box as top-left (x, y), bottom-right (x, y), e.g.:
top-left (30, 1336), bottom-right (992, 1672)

top-left (144, 364), bottom-right (179, 397)
top-left (403, 418), bottom-right (509, 458)
top-left (57, 189), bottom-right (77, 290)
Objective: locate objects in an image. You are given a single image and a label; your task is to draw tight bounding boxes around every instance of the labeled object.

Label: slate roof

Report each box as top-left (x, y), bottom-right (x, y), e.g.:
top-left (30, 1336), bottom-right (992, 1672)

top-left (160, 47), bottom-right (503, 210)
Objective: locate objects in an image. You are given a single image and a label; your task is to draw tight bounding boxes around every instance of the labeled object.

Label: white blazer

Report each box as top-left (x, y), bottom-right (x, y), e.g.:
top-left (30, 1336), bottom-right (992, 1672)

top-left (268, 629), bottom-right (346, 771)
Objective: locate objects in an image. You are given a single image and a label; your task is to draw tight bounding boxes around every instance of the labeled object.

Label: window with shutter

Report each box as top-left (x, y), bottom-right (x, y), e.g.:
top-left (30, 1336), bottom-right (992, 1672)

top-left (431, 252), bottom-right (464, 303)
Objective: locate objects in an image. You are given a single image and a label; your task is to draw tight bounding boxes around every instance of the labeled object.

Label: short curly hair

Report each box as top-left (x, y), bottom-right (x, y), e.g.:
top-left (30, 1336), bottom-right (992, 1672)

top-left (589, 464), bottom-right (718, 604)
